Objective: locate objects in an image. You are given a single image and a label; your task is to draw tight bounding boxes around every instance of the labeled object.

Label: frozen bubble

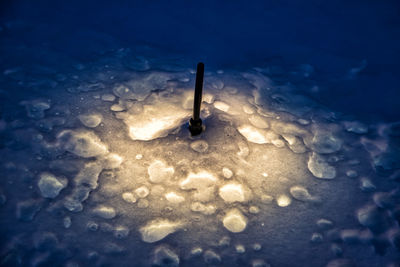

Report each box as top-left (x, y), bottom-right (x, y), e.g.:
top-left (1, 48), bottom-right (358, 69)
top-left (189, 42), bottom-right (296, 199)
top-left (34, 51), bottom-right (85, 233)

top-left (218, 236), bottom-right (230, 247)
top-left (357, 204), bottom-right (387, 232)
top-left (203, 93), bottom-right (215, 104)
top-left (135, 186), bottom-right (150, 198)
top-left (113, 225), bottom-right (130, 239)
top-left (222, 208), bottom-right (247, 233)
top-left (253, 243), bottom-right (262, 251)
top-left (139, 219), bottom-right (183, 243)
top-left (237, 141), bottom-right (250, 157)
top-left (152, 245), bottom-right (180, 267)
top-left (316, 218), bottom-right (334, 230)
top-left (165, 192), bottom-right (185, 204)
top-left (110, 104), bottom-right (125, 112)
top-left (63, 216), bottom-right (71, 229)
top-left (219, 183), bottom-right (247, 203)
top-left (271, 138), bottom-right (285, 148)
top-left (289, 186), bottom-right (318, 202)
top-left (344, 121), bottom-right (368, 134)
top-left (74, 162), bottom-right (103, 189)
top-left (92, 205), bottom-right (116, 219)
top-left (310, 233), bottom-right (323, 243)
top-left (138, 199), bottom-right (149, 208)
top-left (340, 229), bottom-right (360, 244)
top-left (305, 130), bottom-right (342, 154)
top-left (190, 140), bottom-right (209, 153)
top-left (58, 130), bottom-right (108, 158)
top-left (190, 202), bottom-right (216, 215)
top-left (330, 243), bottom-right (343, 257)
top-left (360, 178), bottom-right (376, 192)
top-left (238, 125), bottom-right (269, 144)
top-left (101, 153), bottom-right (123, 169)
top-left (276, 195), bottom-right (291, 207)
top-left (326, 258), bottom-right (356, 267)
top-left (101, 94), bottom-right (116, 102)
top-left (308, 153), bottom-right (336, 179)
top-left (63, 199), bottom-right (83, 212)
top-left (346, 170), bottom-right (358, 178)
top-left (87, 221), bottom-right (99, 231)
top-left (136, 154), bottom-right (143, 160)
top-left (16, 199), bottom-right (42, 221)
top-left (222, 167), bottom-right (233, 179)
top-left (38, 172), bottom-right (67, 199)
top-left (214, 101), bottom-right (230, 112)
top-left (235, 244), bottom-right (245, 253)
top-left (252, 259), bottom-right (270, 267)
top-left (78, 113), bottom-right (102, 128)
top-left (203, 250), bottom-right (221, 265)
top-left (243, 104), bottom-right (255, 114)
top-left (190, 247), bottom-right (203, 256)
top-left (180, 171), bottom-right (217, 202)
top-left (248, 115), bottom-right (269, 129)
top-left (21, 100), bottom-right (51, 119)
top-left (122, 192), bottom-right (137, 203)
top-left (249, 206), bottom-right (260, 214)
top-left (33, 231), bottom-right (58, 251)
top-left (373, 191), bottom-right (397, 209)
top-left (148, 160), bottom-right (174, 183)
top-left (261, 194), bottom-right (274, 204)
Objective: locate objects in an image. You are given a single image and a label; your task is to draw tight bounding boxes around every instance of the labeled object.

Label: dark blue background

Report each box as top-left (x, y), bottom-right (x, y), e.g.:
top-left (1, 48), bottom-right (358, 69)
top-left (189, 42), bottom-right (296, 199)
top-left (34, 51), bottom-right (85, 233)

top-left (1, 0), bottom-right (399, 122)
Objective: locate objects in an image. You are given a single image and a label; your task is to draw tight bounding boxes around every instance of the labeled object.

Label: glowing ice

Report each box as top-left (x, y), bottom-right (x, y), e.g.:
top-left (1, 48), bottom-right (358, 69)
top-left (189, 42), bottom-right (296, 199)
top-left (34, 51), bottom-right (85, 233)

top-left (139, 219), bottom-right (183, 243)
top-left (238, 125), bottom-right (268, 144)
top-left (276, 195), bottom-right (291, 207)
top-left (58, 130), bottom-right (108, 158)
top-left (78, 113), bottom-right (102, 128)
top-left (308, 153), bottom-right (336, 179)
top-left (92, 205), bottom-right (116, 219)
top-left (222, 209), bottom-right (247, 233)
top-left (148, 160), bottom-right (174, 183)
top-left (219, 183), bottom-right (247, 203)
top-left (165, 192), bottom-right (185, 204)
top-left (38, 172), bottom-right (67, 199)
top-left (180, 171), bottom-right (217, 202)
top-left (214, 101), bottom-right (230, 112)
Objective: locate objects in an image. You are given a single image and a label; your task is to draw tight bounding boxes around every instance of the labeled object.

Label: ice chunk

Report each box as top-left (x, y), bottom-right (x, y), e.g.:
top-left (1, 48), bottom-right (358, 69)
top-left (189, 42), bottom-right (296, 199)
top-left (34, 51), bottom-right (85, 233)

top-left (165, 192), bottom-right (185, 204)
top-left (78, 113), bottom-right (102, 128)
top-left (139, 219), bottom-right (183, 243)
top-left (110, 104), bottom-right (125, 112)
top-left (63, 216), bottom-right (71, 229)
top-left (308, 153), bottom-right (336, 179)
top-left (74, 162), bottom-right (103, 189)
top-left (276, 195), bottom-right (291, 207)
top-left (238, 125), bottom-right (268, 144)
top-left (92, 205), bottom-right (116, 219)
top-left (190, 140), bottom-right (209, 153)
top-left (305, 130), bottom-right (342, 154)
top-left (289, 186), bottom-right (318, 202)
top-left (38, 172), bottom-right (67, 199)
top-left (222, 209), bottom-right (247, 233)
top-left (16, 199), bottom-right (42, 221)
top-left (203, 250), bottom-right (221, 265)
top-left (180, 171), bottom-right (217, 202)
top-left (248, 115), bottom-right (269, 129)
top-left (219, 183), bottom-right (247, 203)
top-left (214, 101), bottom-right (230, 112)
top-left (122, 192), bottom-right (137, 203)
top-left (190, 202), bottom-right (216, 215)
top-left (251, 259), bottom-right (269, 267)
top-left (148, 160), bottom-right (174, 183)
top-left (57, 130), bottom-right (108, 158)
top-left (152, 246), bottom-right (179, 267)
top-left (87, 221), bottom-right (99, 231)
top-left (101, 94), bottom-right (115, 102)
top-left (101, 153), bottom-right (123, 169)
top-left (310, 233), bottom-right (323, 243)
top-left (21, 100), bottom-right (51, 119)
top-left (344, 121), bottom-right (368, 134)
top-left (125, 101), bottom-right (190, 141)
top-left (113, 225), bottom-right (130, 239)
top-left (360, 178), bottom-right (376, 192)
top-left (222, 167), bottom-right (233, 179)
top-left (33, 232), bottom-right (58, 251)
top-left (316, 218), bottom-right (334, 230)
top-left (282, 134), bottom-right (307, 153)
top-left (235, 244), bottom-right (245, 253)
top-left (135, 186), bottom-right (150, 198)
top-left (190, 247), bottom-right (203, 256)
top-left (357, 204), bottom-right (387, 232)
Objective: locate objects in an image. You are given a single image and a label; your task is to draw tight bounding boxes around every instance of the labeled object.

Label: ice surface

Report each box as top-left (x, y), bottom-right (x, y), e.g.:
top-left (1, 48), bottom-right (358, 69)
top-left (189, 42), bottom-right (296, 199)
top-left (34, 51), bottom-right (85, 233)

top-left (38, 172), bottom-right (67, 199)
top-left (101, 153), bottom-right (123, 169)
top-left (237, 125), bottom-right (269, 144)
top-left (21, 100), bottom-right (51, 119)
top-left (58, 130), bottom-right (108, 158)
top-left (78, 113), bottom-right (102, 128)
top-left (16, 199), bottom-right (42, 221)
top-left (222, 209), bottom-right (247, 233)
top-left (308, 153), bottom-right (336, 179)
top-left (139, 219), bottom-right (183, 243)
top-left (148, 160), bottom-right (174, 183)
top-left (304, 129), bottom-right (342, 154)
top-left (248, 115), bottom-right (269, 129)
top-left (92, 205), bottom-right (116, 219)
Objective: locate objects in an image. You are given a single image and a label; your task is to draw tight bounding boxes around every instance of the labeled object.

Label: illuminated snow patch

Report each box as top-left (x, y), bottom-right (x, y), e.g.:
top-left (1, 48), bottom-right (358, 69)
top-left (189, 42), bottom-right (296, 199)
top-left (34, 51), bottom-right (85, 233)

top-left (57, 130), bottom-right (108, 158)
top-left (165, 192), bottom-right (185, 204)
top-left (180, 171), bottom-right (218, 202)
top-left (222, 209), bottom-right (247, 233)
top-left (148, 160), bottom-right (174, 183)
top-left (139, 219), bottom-right (183, 243)
top-left (219, 183), bottom-right (246, 203)
top-left (238, 125), bottom-right (268, 144)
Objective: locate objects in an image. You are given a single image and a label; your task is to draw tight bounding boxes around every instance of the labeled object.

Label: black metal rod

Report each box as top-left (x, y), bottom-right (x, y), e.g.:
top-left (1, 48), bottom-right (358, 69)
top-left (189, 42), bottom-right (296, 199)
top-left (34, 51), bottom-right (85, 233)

top-left (193, 62), bottom-right (204, 120)
top-left (189, 62), bottom-right (204, 136)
